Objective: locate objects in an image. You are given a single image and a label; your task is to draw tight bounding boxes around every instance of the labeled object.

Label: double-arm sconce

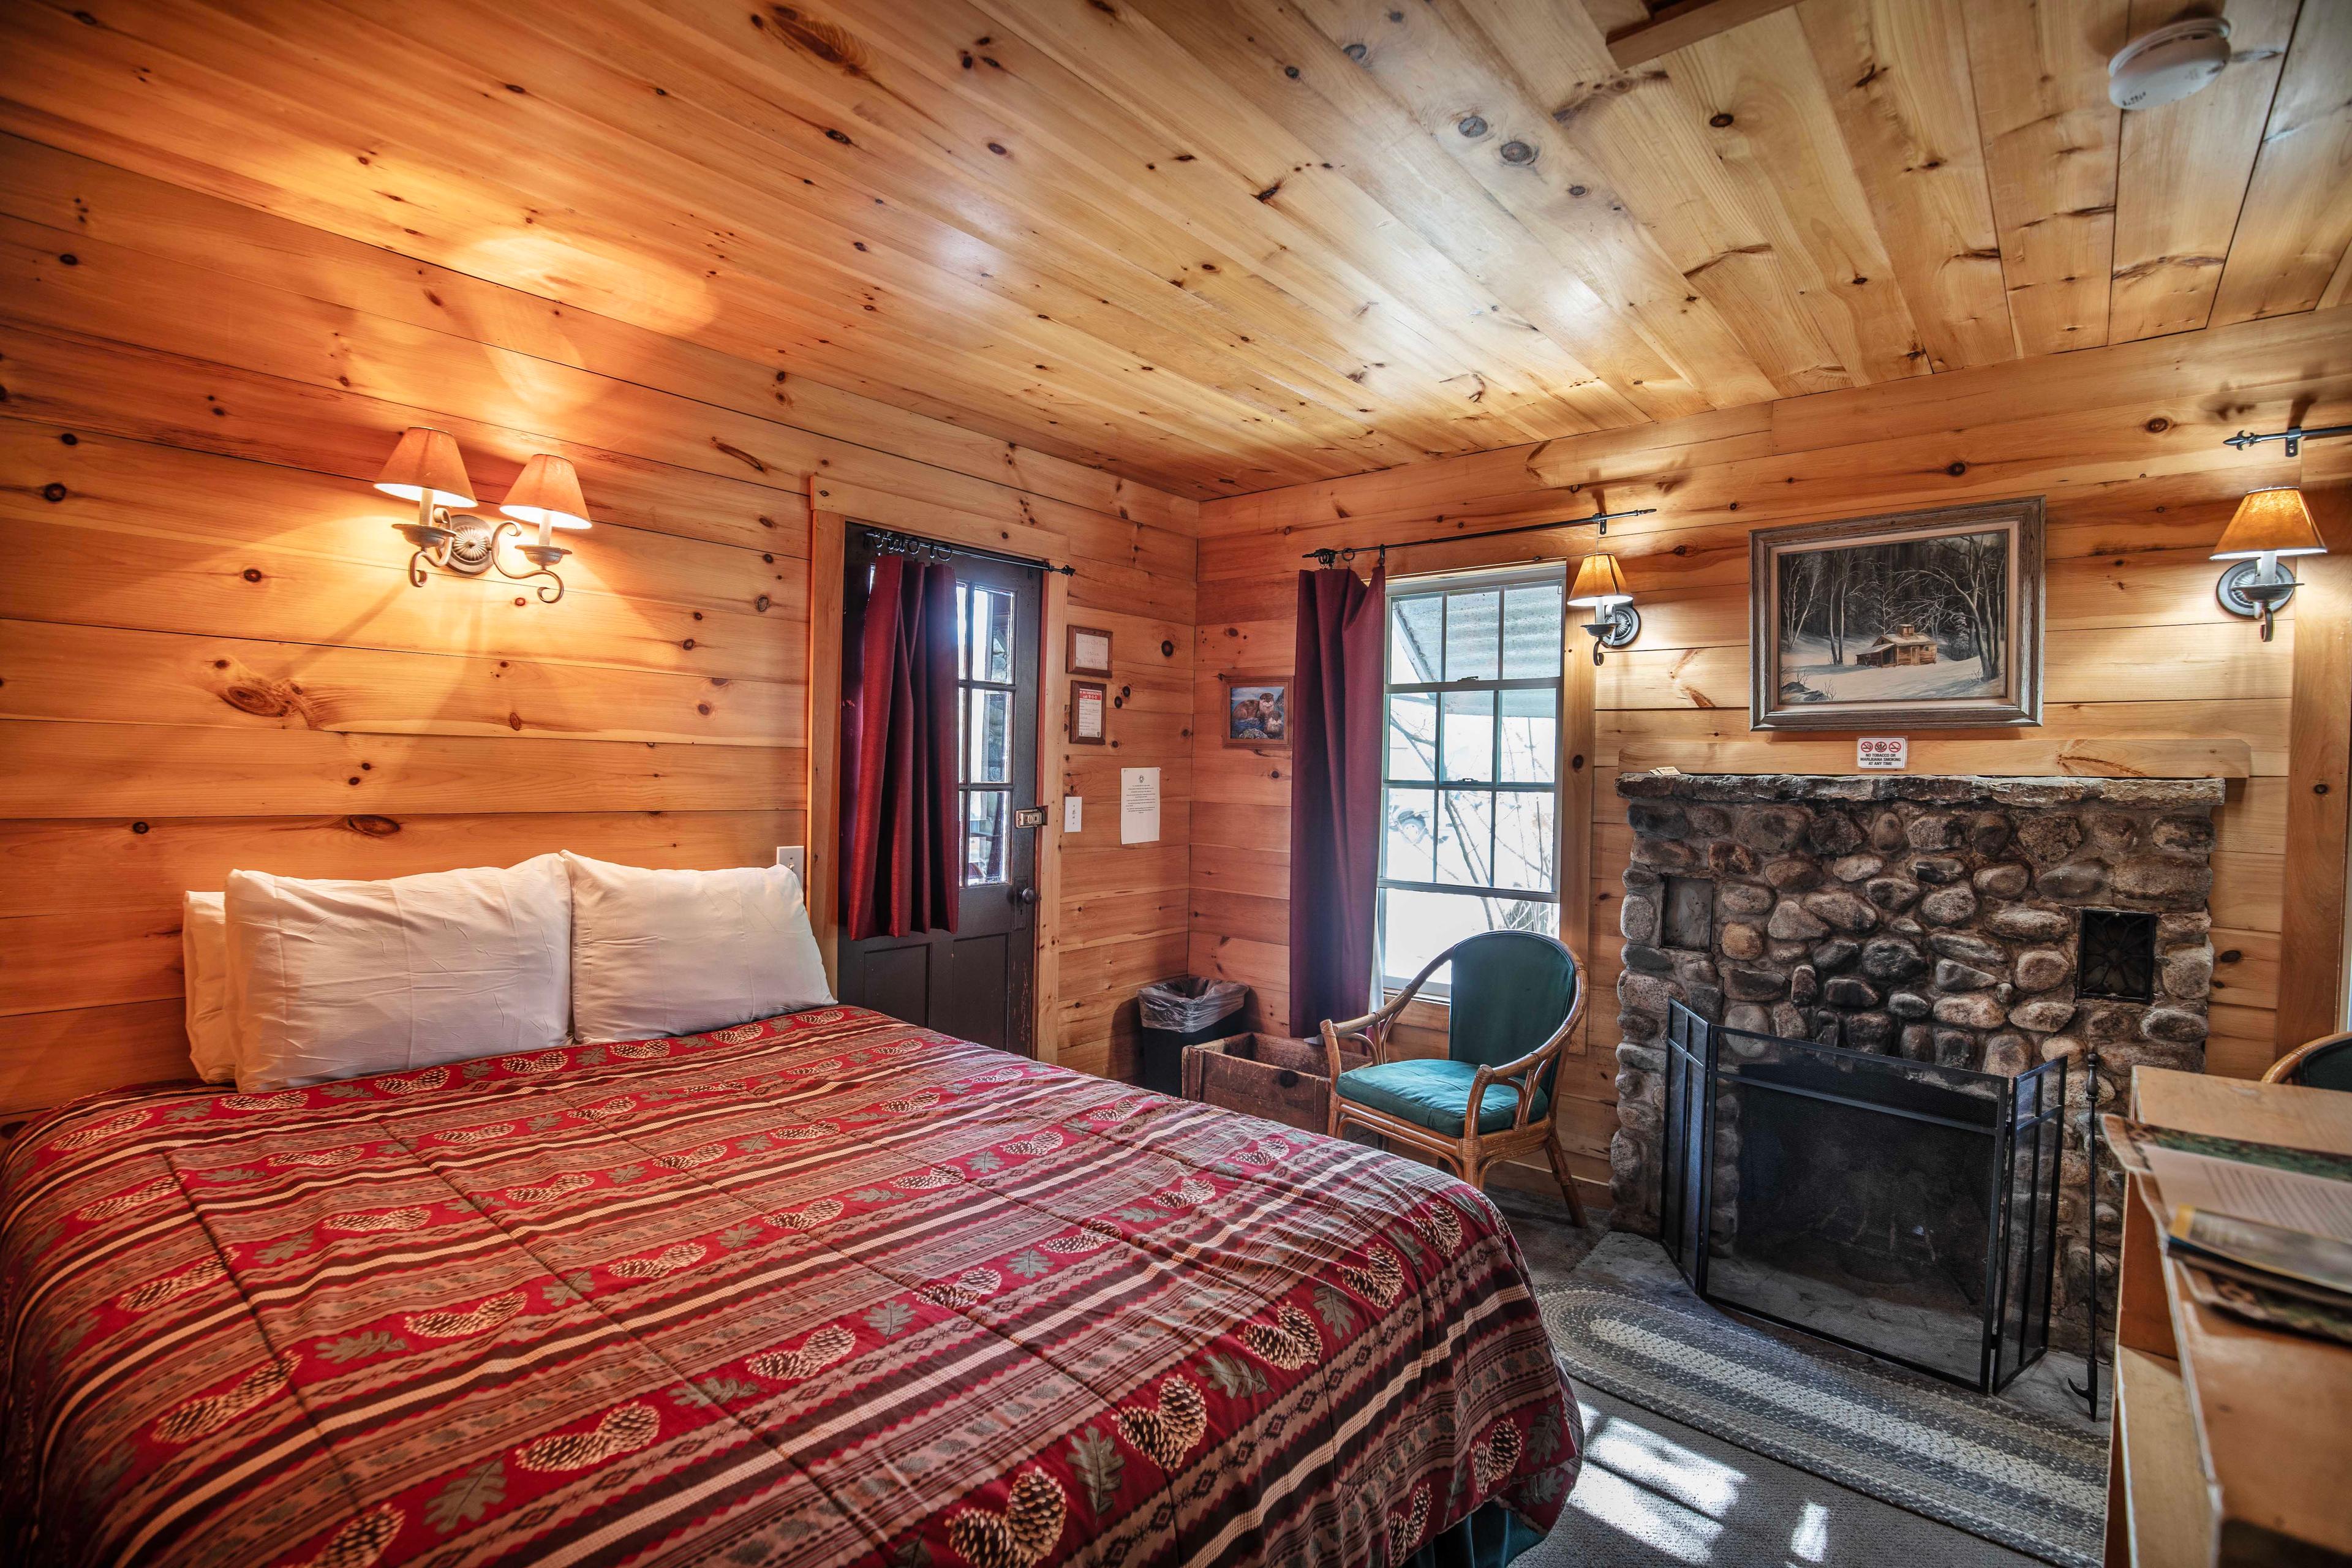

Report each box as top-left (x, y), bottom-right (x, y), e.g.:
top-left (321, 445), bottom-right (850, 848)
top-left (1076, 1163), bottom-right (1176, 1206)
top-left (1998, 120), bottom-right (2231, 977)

top-left (375, 427), bottom-right (590, 603)
top-left (1567, 552), bottom-right (1639, 666)
top-left (2217, 423), bottom-right (2346, 641)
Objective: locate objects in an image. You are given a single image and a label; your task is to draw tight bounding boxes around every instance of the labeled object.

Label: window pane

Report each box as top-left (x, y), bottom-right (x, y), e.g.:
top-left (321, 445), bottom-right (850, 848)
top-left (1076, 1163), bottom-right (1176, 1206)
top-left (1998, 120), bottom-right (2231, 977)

top-left (1444, 589), bottom-right (1499, 680)
top-left (1434, 788), bottom-right (1494, 888)
top-left (967, 688), bottom-right (1011, 783)
top-left (1391, 595), bottom-right (1444, 682)
top-left (1387, 692), bottom-right (1436, 781)
top-left (1499, 688), bottom-right (1557, 784)
top-left (1494, 792), bottom-right (1555, 892)
top-left (1381, 888), bottom-right (1556, 989)
top-left (1385, 787), bottom-right (1436, 883)
top-left (1502, 583), bottom-right (1563, 677)
top-left (964, 790), bottom-right (1007, 884)
top-left (969, 587), bottom-right (1014, 684)
top-left (1441, 690), bottom-right (1494, 782)
top-left (955, 580), bottom-right (971, 680)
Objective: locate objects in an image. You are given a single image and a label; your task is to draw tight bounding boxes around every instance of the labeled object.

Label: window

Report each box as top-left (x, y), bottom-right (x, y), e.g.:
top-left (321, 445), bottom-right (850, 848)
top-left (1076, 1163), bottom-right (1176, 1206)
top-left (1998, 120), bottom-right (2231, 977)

top-left (957, 581), bottom-right (1016, 885)
top-left (1379, 567), bottom-right (1566, 994)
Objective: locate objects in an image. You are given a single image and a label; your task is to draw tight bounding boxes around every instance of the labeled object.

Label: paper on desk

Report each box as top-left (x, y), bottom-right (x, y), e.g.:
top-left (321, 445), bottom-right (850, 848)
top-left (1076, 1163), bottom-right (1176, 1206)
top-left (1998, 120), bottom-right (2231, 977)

top-left (2143, 1144), bottom-right (2352, 1245)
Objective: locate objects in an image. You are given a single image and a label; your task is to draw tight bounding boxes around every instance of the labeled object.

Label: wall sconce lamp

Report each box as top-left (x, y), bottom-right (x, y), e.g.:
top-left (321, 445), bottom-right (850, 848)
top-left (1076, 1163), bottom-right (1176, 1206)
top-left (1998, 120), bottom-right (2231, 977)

top-left (1569, 552), bottom-right (1639, 665)
top-left (2213, 486), bottom-right (2325, 641)
top-left (374, 428), bottom-right (590, 603)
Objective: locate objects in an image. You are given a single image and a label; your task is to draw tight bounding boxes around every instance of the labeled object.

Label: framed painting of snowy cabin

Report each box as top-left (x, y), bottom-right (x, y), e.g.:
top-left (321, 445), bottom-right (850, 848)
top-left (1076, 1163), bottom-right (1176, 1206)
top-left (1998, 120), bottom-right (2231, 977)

top-left (1748, 498), bottom-right (2043, 731)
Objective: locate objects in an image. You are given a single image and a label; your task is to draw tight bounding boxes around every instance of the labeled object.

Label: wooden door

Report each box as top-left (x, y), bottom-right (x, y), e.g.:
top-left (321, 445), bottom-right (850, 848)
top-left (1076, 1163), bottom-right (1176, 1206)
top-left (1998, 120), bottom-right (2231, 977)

top-left (835, 530), bottom-right (1042, 1054)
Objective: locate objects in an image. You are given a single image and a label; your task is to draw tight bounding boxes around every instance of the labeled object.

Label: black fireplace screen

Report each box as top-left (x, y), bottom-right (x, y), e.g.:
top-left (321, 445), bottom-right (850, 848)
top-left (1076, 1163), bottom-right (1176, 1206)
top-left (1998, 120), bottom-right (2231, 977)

top-left (1659, 1001), bottom-right (2064, 1393)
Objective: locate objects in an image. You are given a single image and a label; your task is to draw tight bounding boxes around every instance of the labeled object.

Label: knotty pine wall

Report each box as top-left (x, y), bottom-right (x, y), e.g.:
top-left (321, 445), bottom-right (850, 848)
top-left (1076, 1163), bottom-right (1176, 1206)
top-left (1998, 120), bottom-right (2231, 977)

top-left (1191, 308), bottom-right (2352, 1208)
top-left (0, 134), bottom-right (1197, 1115)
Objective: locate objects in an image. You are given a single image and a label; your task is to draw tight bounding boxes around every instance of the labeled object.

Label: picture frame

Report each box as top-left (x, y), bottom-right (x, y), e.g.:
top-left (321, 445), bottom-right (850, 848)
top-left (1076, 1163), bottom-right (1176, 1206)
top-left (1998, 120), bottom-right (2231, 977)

top-left (1749, 497), bottom-right (2044, 731)
top-left (1067, 624), bottom-right (1114, 676)
top-left (1221, 674), bottom-right (1290, 750)
top-left (1069, 679), bottom-right (1107, 745)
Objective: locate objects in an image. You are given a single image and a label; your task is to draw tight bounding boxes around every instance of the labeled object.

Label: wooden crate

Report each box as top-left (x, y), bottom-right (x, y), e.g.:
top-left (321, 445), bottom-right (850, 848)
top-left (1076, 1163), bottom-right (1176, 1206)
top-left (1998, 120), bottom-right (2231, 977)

top-left (1182, 1032), bottom-right (1367, 1134)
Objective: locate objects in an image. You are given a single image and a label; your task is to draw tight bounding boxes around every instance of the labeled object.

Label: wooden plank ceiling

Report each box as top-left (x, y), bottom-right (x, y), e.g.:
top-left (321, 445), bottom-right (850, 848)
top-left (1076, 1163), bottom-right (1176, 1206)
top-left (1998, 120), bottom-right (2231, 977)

top-left (4, 0), bottom-right (2345, 500)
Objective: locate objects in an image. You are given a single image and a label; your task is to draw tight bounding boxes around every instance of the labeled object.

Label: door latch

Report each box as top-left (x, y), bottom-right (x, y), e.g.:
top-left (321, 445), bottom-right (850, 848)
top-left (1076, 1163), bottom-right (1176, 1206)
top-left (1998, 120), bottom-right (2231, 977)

top-left (1012, 807), bottom-right (1047, 828)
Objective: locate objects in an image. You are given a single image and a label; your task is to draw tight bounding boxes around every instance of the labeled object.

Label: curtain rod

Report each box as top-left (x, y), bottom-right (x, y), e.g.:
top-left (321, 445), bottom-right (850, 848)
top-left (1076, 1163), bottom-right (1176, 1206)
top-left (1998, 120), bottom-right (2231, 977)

top-left (859, 524), bottom-right (1075, 577)
top-left (1301, 507), bottom-right (1657, 567)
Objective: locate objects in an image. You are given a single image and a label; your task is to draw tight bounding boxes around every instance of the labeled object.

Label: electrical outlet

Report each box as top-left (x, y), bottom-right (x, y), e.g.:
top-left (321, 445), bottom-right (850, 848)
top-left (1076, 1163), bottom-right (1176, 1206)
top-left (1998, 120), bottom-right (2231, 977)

top-left (1062, 796), bottom-right (1084, 832)
top-left (775, 845), bottom-right (807, 884)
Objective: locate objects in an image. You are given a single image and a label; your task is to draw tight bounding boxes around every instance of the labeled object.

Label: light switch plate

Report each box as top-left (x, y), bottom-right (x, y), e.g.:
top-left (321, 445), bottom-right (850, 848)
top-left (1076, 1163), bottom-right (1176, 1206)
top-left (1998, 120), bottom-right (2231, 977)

top-left (775, 845), bottom-right (807, 884)
top-left (1062, 796), bottom-right (1084, 832)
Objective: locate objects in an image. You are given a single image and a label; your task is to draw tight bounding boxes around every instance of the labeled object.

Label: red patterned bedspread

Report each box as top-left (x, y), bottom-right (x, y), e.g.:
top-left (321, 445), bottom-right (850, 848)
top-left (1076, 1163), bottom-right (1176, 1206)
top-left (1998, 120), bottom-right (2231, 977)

top-left (1, 1006), bottom-right (1579, 1567)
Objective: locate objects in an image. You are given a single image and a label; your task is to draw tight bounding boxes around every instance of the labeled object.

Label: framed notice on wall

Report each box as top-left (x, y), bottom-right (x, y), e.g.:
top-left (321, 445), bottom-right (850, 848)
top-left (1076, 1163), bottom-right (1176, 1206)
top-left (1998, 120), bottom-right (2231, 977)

top-left (1069, 680), bottom-right (1107, 744)
top-left (1068, 625), bottom-right (1114, 676)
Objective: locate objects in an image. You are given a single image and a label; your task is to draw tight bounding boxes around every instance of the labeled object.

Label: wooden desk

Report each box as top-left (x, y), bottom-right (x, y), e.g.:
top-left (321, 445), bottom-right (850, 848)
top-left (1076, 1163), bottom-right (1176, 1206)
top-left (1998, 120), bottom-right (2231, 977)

top-left (2105, 1069), bottom-right (2352, 1566)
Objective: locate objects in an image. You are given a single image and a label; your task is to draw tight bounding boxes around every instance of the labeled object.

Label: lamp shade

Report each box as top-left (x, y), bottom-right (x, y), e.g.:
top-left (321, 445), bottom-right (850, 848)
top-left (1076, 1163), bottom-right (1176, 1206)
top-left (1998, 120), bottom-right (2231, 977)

top-left (373, 426), bottom-right (475, 507)
top-left (1567, 552), bottom-right (1632, 606)
top-left (2212, 486), bottom-right (2324, 559)
top-left (499, 453), bottom-right (592, 530)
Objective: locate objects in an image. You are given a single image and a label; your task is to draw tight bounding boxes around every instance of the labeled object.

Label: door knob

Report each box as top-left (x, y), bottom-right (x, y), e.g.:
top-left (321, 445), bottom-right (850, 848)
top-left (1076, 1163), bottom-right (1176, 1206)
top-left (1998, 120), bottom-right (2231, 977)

top-left (1016, 886), bottom-right (1039, 905)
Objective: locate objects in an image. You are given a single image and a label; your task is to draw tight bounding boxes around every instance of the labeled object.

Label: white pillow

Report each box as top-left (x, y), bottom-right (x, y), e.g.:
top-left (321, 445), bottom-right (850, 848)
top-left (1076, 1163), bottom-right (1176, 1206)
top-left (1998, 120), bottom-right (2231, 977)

top-left (222, 855), bottom-right (572, 1091)
top-left (562, 853), bottom-right (832, 1043)
top-left (183, 892), bottom-right (237, 1084)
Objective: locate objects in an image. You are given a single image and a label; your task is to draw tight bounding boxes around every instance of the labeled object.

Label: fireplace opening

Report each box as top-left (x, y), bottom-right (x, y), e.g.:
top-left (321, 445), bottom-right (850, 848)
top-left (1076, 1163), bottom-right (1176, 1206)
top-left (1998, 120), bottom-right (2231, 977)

top-left (2077, 907), bottom-right (2158, 1002)
top-left (1660, 1001), bottom-right (2062, 1392)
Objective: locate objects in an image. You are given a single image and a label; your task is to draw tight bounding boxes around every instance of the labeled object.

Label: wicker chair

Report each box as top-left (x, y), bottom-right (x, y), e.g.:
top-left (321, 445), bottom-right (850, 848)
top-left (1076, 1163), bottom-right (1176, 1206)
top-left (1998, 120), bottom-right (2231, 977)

top-left (1319, 930), bottom-right (1589, 1226)
top-left (2264, 1030), bottom-right (2352, 1091)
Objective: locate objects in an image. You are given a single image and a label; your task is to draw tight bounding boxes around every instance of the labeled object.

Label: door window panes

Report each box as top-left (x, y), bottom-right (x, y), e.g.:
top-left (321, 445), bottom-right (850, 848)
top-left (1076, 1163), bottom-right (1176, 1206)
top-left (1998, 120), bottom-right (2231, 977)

top-left (965, 790), bottom-right (1006, 884)
top-left (968, 689), bottom-right (1012, 783)
top-left (956, 578), bottom-right (1016, 886)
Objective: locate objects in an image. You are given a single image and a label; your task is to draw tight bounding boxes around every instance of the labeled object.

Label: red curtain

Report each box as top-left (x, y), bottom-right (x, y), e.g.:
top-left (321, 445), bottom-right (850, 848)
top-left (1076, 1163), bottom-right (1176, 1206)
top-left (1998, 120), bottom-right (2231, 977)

top-left (840, 556), bottom-right (960, 941)
top-left (1288, 560), bottom-right (1387, 1035)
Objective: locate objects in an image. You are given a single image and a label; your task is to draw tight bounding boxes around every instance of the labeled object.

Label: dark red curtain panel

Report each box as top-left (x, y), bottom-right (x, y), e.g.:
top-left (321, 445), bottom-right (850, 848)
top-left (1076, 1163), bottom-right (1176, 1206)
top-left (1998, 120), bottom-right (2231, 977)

top-left (1288, 560), bottom-right (1387, 1036)
top-left (839, 556), bottom-right (960, 941)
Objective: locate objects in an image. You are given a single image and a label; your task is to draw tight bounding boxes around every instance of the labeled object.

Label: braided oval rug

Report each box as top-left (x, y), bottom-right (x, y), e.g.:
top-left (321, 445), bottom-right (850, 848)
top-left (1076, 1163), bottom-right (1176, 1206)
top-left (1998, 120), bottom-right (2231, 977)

top-left (1539, 1234), bottom-right (2106, 1568)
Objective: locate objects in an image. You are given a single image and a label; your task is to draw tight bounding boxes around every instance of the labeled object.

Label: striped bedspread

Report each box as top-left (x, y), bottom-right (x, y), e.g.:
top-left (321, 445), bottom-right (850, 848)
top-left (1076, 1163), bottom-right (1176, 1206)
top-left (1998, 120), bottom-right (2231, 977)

top-left (0, 1006), bottom-right (1579, 1566)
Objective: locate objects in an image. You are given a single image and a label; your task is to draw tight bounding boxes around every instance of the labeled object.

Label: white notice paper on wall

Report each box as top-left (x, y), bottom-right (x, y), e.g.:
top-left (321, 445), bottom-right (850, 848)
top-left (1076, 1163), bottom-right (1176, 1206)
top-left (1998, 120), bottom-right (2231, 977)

top-left (1120, 767), bottom-right (1161, 845)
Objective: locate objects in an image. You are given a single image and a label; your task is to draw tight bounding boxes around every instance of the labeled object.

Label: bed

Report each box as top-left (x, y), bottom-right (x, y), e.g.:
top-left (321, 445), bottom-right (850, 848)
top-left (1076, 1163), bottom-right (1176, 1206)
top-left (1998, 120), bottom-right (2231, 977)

top-left (0, 1005), bottom-right (1580, 1566)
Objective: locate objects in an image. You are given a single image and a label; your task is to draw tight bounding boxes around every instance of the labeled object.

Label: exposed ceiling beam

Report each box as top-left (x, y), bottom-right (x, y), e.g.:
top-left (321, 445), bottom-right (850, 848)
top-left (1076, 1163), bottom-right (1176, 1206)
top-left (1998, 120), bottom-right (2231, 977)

top-left (1606, 0), bottom-right (1806, 67)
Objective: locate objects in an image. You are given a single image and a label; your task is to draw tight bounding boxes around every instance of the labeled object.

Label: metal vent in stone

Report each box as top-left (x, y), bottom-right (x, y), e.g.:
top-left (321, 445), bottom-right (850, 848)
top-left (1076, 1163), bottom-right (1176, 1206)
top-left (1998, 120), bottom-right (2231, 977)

top-left (2078, 908), bottom-right (2158, 1002)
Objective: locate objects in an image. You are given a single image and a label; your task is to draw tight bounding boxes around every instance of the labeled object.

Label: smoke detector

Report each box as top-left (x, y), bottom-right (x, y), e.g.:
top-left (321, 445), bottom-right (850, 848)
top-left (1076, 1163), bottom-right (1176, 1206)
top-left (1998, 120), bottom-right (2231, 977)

top-left (2108, 17), bottom-right (2233, 109)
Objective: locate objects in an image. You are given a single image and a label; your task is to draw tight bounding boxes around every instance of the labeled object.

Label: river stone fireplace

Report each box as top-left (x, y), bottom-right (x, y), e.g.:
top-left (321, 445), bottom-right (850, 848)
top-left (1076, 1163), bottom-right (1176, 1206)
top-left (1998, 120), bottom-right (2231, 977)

top-left (1611, 771), bottom-right (2222, 1352)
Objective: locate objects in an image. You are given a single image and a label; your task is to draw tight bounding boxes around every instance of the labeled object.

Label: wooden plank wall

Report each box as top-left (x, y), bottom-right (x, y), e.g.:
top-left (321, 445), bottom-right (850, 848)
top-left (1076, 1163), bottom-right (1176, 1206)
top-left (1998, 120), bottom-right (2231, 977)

top-left (1192, 308), bottom-right (2352, 1210)
top-left (0, 134), bottom-right (1196, 1115)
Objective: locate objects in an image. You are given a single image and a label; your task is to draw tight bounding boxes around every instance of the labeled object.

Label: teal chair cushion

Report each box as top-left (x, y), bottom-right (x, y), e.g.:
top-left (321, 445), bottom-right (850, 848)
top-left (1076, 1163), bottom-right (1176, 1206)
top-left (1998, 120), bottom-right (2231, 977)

top-left (1335, 1059), bottom-right (1550, 1137)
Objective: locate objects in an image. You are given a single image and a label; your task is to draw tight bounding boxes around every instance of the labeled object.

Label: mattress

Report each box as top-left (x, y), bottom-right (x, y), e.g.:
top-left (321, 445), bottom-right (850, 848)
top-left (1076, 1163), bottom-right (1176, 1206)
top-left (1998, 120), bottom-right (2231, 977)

top-left (0, 1006), bottom-right (1580, 1566)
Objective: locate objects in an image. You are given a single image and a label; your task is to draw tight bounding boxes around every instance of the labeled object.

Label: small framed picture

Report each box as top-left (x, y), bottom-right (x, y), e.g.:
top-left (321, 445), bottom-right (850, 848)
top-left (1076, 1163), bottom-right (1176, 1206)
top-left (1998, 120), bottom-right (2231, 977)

top-left (1068, 625), bottom-right (1114, 676)
top-left (1222, 674), bottom-right (1289, 750)
top-left (1069, 679), bottom-right (1107, 745)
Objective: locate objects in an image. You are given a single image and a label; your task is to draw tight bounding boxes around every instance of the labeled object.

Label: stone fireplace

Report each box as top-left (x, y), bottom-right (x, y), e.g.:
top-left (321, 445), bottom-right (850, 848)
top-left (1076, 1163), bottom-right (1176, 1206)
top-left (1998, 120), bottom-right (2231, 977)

top-left (1611, 772), bottom-right (2222, 1349)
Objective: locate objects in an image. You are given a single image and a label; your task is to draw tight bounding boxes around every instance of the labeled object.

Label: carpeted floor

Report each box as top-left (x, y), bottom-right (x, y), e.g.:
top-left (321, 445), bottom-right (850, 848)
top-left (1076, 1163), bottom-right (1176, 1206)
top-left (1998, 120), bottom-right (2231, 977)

top-left (1491, 1185), bottom-right (2092, 1568)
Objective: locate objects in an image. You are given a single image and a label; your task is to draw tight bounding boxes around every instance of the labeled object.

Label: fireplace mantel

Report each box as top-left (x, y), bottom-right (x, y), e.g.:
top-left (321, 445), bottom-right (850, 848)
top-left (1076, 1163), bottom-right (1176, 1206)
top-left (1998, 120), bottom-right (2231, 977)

top-left (1616, 737), bottom-right (2252, 780)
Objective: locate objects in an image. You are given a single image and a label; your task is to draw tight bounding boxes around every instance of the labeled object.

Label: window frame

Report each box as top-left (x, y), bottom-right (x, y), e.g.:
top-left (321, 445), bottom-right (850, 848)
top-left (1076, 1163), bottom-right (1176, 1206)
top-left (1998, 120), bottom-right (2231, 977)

top-left (1377, 563), bottom-right (1570, 997)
